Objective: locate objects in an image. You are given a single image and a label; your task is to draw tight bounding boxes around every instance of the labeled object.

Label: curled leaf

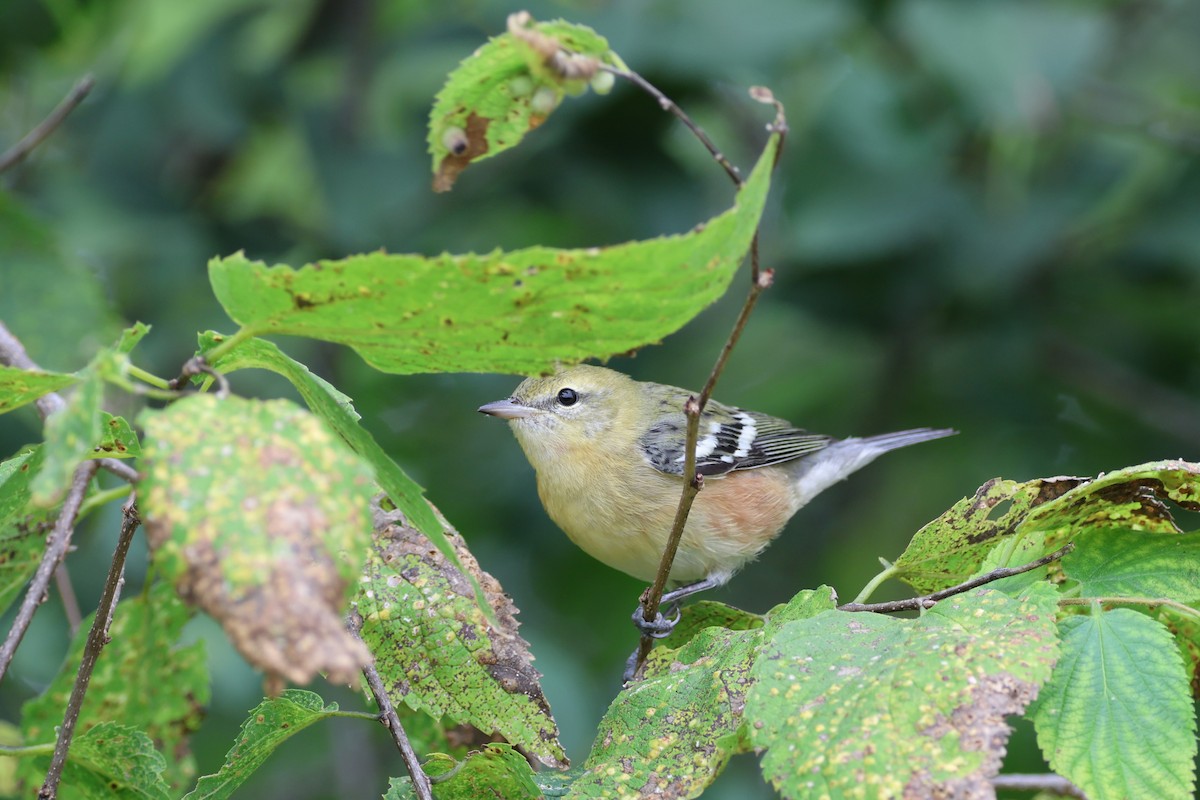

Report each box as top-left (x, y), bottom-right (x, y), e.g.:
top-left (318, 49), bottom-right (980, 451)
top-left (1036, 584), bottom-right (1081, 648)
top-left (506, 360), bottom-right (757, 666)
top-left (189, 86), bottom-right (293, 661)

top-left (428, 13), bottom-right (621, 191)
top-left (139, 394), bottom-right (374, 688)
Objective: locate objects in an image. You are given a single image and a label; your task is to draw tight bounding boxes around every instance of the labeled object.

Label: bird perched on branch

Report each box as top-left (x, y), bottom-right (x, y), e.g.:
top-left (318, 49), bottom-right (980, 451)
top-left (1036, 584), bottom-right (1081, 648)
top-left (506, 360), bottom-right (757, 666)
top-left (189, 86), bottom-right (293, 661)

top-left (479, 364), bottom-right (954, 633)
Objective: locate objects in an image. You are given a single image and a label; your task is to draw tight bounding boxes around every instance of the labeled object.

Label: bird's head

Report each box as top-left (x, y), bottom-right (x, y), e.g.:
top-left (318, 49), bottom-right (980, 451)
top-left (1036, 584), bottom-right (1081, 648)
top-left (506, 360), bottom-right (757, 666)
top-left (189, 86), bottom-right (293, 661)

top-left (478, 365), bottom-right (635, 462)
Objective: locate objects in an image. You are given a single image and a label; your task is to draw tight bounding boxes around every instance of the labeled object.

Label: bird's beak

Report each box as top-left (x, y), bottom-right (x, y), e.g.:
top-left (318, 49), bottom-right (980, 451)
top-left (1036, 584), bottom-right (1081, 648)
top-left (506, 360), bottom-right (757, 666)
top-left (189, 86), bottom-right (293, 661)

top-left (478, 398), bottom-right (538, 419)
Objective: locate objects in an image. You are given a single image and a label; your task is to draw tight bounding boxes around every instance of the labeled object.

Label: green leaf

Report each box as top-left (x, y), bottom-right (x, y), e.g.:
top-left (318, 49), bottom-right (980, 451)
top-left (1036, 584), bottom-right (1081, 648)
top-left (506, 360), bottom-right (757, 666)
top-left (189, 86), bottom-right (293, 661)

top-left (199, 334), bottom-right (443, 566)
top-left (1030, 609), bottom-right (1196, 800)
top-left (1063, 527), bottom-right (1200, 604)
top-left (568, 625), bottom-right (761, 799)
top-left (404, 743), bottom-right (541, 800)
top-left (428, 14), bottom-right (622, 191)
top-left (0, 448), bottom-right (48, 617)
top-left (656, 600), bottom-right (763, 651)
top-left (0, 364), bottom-right (77, 415)
top-left (20, 584), bottom-right (209, 792)
top-left (139, 394), bottom-right (374, 686)
top-left (748, 585), bottom-right (1060, 799)
top-left (355, 506), bottom-right (566, 768)
top-left (207, 132), bottom-right (778, 376)
top-left (91, 412), bottom-right (143, 459)
top-left (200, 332), bottom-right (498, 631)
top-left (893, 476), bottom-right (1085, 594)
top-left (30, 367), bottom-right (103, 506)
top-left (38, 722), bottom-right (171, 800)
top-left (183, 690), bottom-right (342, 800)
top-left (894, 461), bottom-right (1200, 594)
top-left (30, 323), bottom-right (152, 506)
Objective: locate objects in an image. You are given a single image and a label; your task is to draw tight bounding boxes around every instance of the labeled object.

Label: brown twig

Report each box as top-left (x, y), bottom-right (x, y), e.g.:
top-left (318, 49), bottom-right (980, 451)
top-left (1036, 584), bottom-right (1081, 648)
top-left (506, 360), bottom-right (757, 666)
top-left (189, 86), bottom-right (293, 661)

top-left (837, 543), bottom-right (1074, 614)
top-left (992, 772), bottom-right (1087, 798)
top-left (0, 461), bottom-right (98, 684)
top-left (0, 75), bottom-right (95, 174)
top-left (348, 613), bottom-right (431, 800)
top-left (168, 356), bottom-right (229, 397)
top-left (39, 498), bottom-right (140, 800)
top-left (623, 82), bottom-right (788, 681)
top-left (599, 64), bottom-right (743, 188)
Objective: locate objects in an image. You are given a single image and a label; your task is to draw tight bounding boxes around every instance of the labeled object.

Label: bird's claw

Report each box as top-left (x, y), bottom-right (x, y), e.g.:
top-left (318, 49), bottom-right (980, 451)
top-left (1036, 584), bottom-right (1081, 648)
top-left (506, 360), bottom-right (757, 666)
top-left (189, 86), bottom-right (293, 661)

top-left (631, 602), bottom-right (681, 639)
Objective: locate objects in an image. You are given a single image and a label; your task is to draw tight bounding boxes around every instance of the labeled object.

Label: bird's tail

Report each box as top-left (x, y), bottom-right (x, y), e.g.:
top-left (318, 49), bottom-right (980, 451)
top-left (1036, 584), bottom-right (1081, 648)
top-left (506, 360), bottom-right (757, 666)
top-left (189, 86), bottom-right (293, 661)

top-left (854, 427), bottom-right (958, 454)
top-left (787, 427), bottom-right (956, 507)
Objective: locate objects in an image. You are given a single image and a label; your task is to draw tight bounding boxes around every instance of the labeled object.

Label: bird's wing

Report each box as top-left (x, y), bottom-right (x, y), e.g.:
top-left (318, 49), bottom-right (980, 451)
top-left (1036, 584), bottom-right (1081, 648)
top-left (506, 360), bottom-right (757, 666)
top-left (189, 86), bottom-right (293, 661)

top-left (639, 398), bottom-right (833, 478)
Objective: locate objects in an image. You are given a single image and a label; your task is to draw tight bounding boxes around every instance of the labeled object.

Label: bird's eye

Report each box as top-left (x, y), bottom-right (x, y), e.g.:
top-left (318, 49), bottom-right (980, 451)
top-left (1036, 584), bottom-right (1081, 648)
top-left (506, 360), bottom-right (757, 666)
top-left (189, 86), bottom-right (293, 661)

top-left (556, 388), bottom-right (578, 406)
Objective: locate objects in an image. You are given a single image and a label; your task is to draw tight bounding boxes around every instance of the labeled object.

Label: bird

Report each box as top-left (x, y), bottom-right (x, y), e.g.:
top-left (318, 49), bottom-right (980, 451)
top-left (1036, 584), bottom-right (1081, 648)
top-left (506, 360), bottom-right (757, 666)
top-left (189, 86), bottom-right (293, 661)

top-left (478, 364), bottom-right (954, 634)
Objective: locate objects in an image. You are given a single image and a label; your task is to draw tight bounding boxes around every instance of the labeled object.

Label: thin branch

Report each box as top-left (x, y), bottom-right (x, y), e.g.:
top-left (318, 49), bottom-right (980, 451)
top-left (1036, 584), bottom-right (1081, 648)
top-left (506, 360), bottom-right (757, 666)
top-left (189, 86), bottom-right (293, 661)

top-left (599, 64), bottom-right (743, 188)
top-left (624, 90), bottom-right (786, 682)
top-left (169, 356), bottom-right (229, 397)
top-left (97, 459), bottom-right (139, 484)
top-left (349, 613), bottom-right (432, 800)
top-left (0, 461), bottom-right (98, 684)
top-left (0, 75), bottom-right (95, 174)
top-left (838, 543), bottom-right (1074, 614)
top-left (992, 773), bottom-right (1087, 798)
top-left (39, 498), bottom-right (140, 800)
top-left (629, 262), bottom-right (778, 681)
top-left (1059, 595), bottom-right (1200, 619)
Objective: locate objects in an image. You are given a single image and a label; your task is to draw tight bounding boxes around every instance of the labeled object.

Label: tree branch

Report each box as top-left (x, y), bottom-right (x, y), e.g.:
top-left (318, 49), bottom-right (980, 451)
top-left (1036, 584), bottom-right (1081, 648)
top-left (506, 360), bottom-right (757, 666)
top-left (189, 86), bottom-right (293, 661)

top-left (0, 75), bottom-right (94, 174)
top-left (39, 498), bottom-right (140, 800)
top-left (350, 614), bottom-right (432, 800)
top-left (0, 461), bottom-right (98, 684)
top-left (623, 90), bottom-right (787, 683)
top-left (992, 772), bottom-right (1087, 798)
top-left (837, 543), bottom-right (1074, 614)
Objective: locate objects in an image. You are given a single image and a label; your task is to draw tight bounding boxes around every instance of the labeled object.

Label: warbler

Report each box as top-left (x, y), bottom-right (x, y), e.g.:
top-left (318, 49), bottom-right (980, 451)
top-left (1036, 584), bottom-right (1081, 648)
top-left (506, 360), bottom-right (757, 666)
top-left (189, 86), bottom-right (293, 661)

top-left (479, 365), bottom-right (954, 626)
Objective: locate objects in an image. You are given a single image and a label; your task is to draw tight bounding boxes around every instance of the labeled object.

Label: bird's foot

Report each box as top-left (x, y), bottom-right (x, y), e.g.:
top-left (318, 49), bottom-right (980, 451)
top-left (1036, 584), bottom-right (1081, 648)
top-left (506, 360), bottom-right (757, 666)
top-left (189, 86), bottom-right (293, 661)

top-left (631, 602), bottom-right (681, 639)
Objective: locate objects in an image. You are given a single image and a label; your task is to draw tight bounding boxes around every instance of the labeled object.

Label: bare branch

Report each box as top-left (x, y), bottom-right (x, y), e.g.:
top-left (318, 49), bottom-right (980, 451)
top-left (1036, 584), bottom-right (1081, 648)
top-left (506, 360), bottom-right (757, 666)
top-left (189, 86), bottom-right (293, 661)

top-left (838, 543), bottom-right (1074, 614)
top-left (351, 614), bottom-right (432, 800)
top-left (600, 64), bottom-right (743, 188)
top-left (0, 461), bottom-right (98, 683)
top-left (0, 75), bottom-right (95, 174)
top-left (625, 91), bottom-right (786, 682)
top-left (39, 498), bottom-right (140, 800)
top-left (992, 773), bottom-right (1088, 798)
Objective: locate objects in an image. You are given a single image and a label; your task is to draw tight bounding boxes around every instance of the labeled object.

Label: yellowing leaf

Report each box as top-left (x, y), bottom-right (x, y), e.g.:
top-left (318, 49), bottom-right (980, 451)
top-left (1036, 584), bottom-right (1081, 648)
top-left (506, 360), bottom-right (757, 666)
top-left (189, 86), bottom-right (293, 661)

top-left (139, 394), bottom-right (374, 687)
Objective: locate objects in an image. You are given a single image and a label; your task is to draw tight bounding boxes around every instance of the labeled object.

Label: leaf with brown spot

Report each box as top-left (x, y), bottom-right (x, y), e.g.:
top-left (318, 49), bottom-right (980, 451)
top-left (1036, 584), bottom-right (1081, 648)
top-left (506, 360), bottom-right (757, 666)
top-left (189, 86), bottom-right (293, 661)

top-left (386, 743), bottom-right (541, 800)
top-left (181, 690), bottom-right (344, 800)
top-left (208, 130), bottom-right (778, 376)
top-left (139, 394), bottom-right (375, 688)
top-left (893, 476), bottom-right (1085, 594)
top-left (20, 584), bottom-right (208, 793)
top-left (747, 585), bottom-right (1060, 800)
top-left (353, 502), bottom-right (566, 768)
top-left (428, 15), bottom-right (622, 191)
top-left (0, 447), bottom-right (50, 618)
top-left (568, 626), bottom-right (760, 800)
top-left (0, 363), bottom-right (77, 415)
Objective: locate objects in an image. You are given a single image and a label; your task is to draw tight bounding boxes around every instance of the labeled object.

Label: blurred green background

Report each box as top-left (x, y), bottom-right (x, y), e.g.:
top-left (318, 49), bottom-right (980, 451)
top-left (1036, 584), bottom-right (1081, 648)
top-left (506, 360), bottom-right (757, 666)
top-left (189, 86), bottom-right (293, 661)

top-left (2, 0), bottom-right (1198, 797)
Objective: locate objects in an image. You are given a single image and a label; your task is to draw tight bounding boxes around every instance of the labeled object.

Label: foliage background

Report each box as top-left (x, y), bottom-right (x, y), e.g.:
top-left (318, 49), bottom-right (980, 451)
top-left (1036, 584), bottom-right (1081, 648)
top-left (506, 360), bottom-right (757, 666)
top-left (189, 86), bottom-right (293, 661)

top-left (1, 0), bottom-right (1198, 797)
